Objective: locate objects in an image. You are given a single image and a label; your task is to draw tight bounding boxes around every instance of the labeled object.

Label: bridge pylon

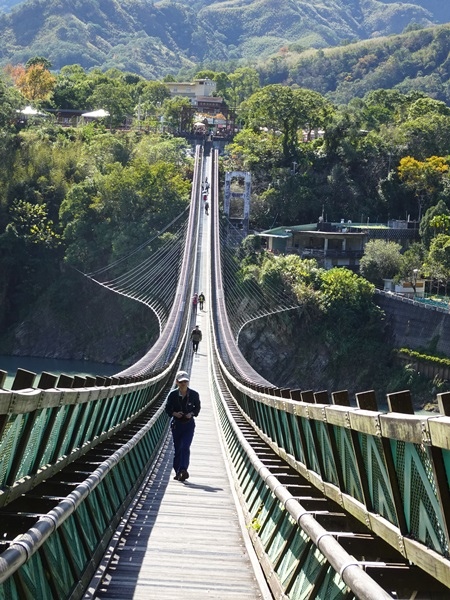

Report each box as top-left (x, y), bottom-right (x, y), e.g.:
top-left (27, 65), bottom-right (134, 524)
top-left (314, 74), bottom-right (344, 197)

top-left (224, 170), bottom-right (251, 244)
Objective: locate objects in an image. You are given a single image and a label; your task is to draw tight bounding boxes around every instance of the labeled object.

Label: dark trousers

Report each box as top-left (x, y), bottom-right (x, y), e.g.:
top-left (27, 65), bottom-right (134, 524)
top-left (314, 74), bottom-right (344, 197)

top-left (192, 340), bottom-right (199, 352)
top-left (171, 418), bottom-right (195, 474)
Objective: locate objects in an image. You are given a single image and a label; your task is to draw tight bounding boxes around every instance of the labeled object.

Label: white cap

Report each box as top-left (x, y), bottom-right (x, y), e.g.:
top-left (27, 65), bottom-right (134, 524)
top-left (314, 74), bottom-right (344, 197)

top-left (176, 371), bottom-right (190, 382)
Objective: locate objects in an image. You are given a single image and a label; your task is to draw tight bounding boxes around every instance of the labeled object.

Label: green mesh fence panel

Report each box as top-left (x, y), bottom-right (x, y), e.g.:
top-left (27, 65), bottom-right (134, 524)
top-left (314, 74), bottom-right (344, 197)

top-left (123, 453), bottom-right (140, 484)
top-left (14, 550), bottom-right (53, 599)
top-left (442, 447), bottom-right (450, 491)
top-left (16, 410), bottom-right (48, 480)
top-left (259, 501), bottom-right (284, 548)
top-left (246, 473), bottom-right (268, 513)
top-left (277, 529), bottom-right (310, 589)
top-left (289, 414), bottom-right (305, 463)
top-left (100, 399), bottom-right (117, 433)
top-left (248, 484), bottom-right (272, 521)
top-left (61, 514), bottom-right (88, 574)
top-left (76, 499), bottom-right (101, 551)
top-left (266, 405), bottom-right (277, 444)
top-left (392, 439), bottom-right (448, 555)
top-left (0, 572), bottom-right (19, 599)
top-left (59, 404), bottom-right (82, 457)
top-left (332, 426), bottom-right (363, 503)
top-left (95, 481), bottom-right (115, 522)
top-left (132, 441), bottom-right (147, 473)
top-left (276, 410), bottom-right (291, 454)
top-left (269, 513), bottom-right (295, 565)
top-left (300, 419), bottom-right (321, 473)
top-left (41, 531), bottom-right (76, 598)
top-left (83, 401), bottom-right (103, 441)
top-left (317, 565), bottom-right (353, 599)
top-left (0, 415), bottom-right (24, 486)
top-left (359, 432), bottom-right (397, 525)
top-left (103, 472), bottom-right (121, 512)
top-left (255, 492), bottom-right (276, 540)
top-left (316, 421), bottom-right (339, 487)
top-left (87, 489), bottom-right (108, 534)
top-left (69, 405), bottom-right (91, 449)
top-left (289, 545), bottom-right (327, 599)
top-left (39, 407), bottom-right (64, 466)
top-left (116, 458), bottom-right (133, 492)
top-left (256, 402), bottom-right (267, 431)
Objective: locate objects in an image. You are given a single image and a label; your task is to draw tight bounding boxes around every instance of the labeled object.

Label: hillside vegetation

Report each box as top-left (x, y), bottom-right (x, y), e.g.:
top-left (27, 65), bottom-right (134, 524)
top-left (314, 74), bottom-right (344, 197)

top-left (0, 0), bottom-right (449, 77)
top-left (269, 25), bottom-right (450, 104)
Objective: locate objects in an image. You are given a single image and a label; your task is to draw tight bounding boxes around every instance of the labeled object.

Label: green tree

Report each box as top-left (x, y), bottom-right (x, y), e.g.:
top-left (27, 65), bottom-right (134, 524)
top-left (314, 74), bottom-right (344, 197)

top-left (88, 80), bottom-right (134, 127)
top-left (140, 80), bottom-right (170, 107)
top-left (25, 56), bottom-right (52, 70)
top-left (162, 96), bottom-right (192, 133)
top-left (214, 72), bottom-right (231, 98)
top-left (242, 85), bottom-right (332, 164)
top-left (425, 233), bottom-right (450, 282)
top-left (6, 200), bottom-right (60, 248)
top-left (419, 199), bottom-right (450, 249)
top-left (52, 65), bottom-right (93, 109)
top-left (407, 97), bottom-right (450, 120)
top-left (429, 214), bottom-right (450, 235)
top-left (227, 67), bottom-right (260, 108)
top-left (359, 239), bottom-right (403, 287)
top-left (398, 155), bottom-right (449, 219)
top-left (319, 268), bottom-right (378, 325)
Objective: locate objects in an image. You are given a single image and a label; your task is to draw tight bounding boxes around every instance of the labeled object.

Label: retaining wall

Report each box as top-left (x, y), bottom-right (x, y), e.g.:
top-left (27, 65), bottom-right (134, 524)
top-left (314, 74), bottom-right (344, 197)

top-left (375, 291), bottom-right (450, 357)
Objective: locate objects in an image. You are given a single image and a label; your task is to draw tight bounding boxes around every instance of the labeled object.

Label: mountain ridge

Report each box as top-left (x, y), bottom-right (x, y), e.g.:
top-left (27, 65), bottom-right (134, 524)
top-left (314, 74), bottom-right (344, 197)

top-left (0, 0), bottom-right (448, 77)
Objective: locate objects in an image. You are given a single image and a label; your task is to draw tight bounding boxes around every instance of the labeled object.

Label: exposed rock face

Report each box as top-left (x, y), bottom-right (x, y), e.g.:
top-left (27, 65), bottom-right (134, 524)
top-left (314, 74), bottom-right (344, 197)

top-left (238, 296), bottom-right (450, 410)
top-left (0, 277), bottom-right (159, 367)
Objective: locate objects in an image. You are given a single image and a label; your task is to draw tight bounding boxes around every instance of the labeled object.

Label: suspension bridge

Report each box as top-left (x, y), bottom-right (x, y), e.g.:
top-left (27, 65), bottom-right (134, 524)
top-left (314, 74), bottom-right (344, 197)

top-left (1, 146), bottom-right (450, 599)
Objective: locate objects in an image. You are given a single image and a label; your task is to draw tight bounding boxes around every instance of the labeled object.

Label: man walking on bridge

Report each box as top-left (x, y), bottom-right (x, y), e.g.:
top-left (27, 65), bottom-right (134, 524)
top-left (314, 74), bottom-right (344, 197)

top-left (190, 324), bottom-right (202, 353)
top-left (165, 371), bottom-right (201, 481)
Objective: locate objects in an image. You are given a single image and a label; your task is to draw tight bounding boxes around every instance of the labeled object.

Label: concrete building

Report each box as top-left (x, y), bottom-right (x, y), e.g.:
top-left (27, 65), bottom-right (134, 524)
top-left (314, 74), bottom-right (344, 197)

top-left (258, 220), bottom-right (419, 271)
top-left (164, 79), bottom-right (217, 101)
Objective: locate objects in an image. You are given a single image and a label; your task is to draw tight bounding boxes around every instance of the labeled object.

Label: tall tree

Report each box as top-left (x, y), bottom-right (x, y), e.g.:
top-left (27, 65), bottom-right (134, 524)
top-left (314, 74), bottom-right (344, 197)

top-left (9, 63), bottom-right (56, 102)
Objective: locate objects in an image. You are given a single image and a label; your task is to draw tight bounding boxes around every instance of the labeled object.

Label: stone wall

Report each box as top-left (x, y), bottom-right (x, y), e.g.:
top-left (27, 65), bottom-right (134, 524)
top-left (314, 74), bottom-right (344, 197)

top-left (375, 292), bottom-right (450, 357)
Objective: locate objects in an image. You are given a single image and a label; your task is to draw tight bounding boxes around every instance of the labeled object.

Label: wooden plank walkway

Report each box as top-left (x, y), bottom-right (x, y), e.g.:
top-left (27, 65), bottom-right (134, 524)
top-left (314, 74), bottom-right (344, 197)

top-left (87, 162), bottom-right (272, 599)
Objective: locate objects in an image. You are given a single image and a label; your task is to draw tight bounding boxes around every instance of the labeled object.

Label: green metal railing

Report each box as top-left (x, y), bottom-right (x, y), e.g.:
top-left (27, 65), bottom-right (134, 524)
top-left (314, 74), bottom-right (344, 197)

top-left (0, 398), bottom-right (169, 598)
top-left (0, 372), bottom-right (169, 508)
top-left (210, 355), bottom-right (393, 600)
top-left (216, 365), bottom-right (450, 592)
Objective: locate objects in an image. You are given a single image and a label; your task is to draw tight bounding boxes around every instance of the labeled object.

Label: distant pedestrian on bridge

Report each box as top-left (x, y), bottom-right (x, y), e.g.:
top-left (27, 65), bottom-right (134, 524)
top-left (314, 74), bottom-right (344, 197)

top-left (192, 293), bottom-right (198, 312)
top-left (198, 292), bottom-right (205, 310)
top-left (190, 324), bottom-right (202, 353)
top-left (165, 370), bottom-right (201, 482)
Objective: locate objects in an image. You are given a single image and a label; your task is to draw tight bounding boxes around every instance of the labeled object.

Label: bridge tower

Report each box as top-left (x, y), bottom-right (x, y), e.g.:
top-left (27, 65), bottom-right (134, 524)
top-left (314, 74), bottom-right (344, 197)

top-left (224, 171), bottom-right (251, 244)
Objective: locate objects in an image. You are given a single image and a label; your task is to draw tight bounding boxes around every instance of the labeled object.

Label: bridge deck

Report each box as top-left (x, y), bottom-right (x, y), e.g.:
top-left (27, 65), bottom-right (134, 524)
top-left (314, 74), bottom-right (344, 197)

top-left (89, 168), bottom-right (270, 599)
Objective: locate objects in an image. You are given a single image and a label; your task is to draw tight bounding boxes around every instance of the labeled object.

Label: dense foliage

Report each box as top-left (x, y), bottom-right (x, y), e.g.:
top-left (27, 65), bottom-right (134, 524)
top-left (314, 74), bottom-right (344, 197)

top-left (0, 95), bottom-right (193, 344)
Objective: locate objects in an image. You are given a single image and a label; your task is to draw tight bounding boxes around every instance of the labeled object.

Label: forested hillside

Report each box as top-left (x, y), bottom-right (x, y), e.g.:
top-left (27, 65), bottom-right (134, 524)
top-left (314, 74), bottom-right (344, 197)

top-left (0, 0), bottom-right (449, 77)
top-left (270, 25), bottom-right (450, 104)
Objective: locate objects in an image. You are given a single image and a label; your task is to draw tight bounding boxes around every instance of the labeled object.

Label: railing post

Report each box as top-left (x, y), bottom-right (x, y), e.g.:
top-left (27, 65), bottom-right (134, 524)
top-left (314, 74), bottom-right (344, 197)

top-left (355, 390), bottom-right (378, 411)
top-left (11, 368), bottom-right (36, 390)
top-left (387, 389), bottom-right (414, 414)
top-left (37, 372), bottom-right (58, 389)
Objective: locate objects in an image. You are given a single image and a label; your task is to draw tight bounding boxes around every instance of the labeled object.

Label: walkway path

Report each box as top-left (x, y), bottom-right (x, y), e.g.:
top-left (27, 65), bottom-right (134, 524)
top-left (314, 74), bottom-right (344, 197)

top-left (88, 161), bottom-right (271, 599)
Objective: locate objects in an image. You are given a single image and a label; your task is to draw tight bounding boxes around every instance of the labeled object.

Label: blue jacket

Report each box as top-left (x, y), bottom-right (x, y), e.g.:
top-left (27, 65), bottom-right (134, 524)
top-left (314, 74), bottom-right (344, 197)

top-left (165, 387), bottom-right (201, 421)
